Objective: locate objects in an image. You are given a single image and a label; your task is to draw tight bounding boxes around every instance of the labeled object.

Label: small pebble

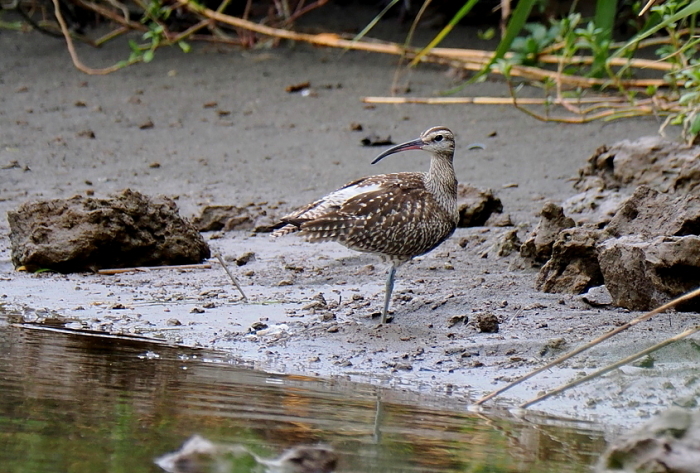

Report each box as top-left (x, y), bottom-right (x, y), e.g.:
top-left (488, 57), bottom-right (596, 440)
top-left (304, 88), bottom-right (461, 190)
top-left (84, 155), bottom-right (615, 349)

top-left (475, 313), bottom-right (499, 333)
top-left (250, 321), bottom-right (268, 331)
top-left (447, 314), bottom-right (467, 328)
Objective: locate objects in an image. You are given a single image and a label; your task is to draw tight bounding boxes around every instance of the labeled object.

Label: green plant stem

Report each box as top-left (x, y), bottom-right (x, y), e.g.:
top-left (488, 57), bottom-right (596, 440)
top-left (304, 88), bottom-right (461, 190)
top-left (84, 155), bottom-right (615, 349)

top-left (409, 0), bottom-right (481, 66)
top-left (591, 0), bottom-right (616, 77)
top-left (468, 0), bottom-right (539, 83)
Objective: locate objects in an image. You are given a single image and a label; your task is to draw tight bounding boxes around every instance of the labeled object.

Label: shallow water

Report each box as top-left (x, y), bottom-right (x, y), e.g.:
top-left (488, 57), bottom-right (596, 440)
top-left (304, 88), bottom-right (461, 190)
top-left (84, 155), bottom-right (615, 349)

top-left (0, 314), bottom-right (607, 473)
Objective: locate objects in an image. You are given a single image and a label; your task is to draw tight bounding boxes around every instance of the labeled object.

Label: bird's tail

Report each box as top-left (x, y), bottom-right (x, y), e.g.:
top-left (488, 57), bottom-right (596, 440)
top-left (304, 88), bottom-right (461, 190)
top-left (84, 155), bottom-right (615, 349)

top-left (270, 224), bottom-right (300, 238)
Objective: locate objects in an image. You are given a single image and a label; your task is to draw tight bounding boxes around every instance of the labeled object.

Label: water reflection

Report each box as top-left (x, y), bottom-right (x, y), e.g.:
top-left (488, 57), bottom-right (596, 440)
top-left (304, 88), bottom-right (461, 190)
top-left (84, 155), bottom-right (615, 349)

top-left (0, 320), bottom-right (607, 472)
top-left (156, 436), bottom-right (337, 473)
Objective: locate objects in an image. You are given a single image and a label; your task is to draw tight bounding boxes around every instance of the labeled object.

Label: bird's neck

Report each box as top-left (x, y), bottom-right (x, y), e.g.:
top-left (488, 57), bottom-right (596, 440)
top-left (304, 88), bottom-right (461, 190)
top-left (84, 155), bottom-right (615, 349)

top-left (425, 154), bottom-right (458, 214)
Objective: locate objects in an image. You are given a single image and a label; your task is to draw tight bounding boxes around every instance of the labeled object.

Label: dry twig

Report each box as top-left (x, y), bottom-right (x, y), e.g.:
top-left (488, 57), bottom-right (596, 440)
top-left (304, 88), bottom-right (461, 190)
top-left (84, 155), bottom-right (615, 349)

top-left (215, 253), bottom-right (248, 302)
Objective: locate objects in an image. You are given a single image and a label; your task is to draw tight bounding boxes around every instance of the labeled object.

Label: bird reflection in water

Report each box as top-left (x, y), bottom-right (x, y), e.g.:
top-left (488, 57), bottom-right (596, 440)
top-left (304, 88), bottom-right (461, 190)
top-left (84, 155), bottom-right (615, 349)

top-left (155, 435), bottom-right (338, 473)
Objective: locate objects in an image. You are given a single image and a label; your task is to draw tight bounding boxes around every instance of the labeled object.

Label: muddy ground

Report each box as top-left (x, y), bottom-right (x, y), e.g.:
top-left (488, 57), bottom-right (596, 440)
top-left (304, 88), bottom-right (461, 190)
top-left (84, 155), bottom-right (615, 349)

top-left (2, 7), bottom-right (698, 432)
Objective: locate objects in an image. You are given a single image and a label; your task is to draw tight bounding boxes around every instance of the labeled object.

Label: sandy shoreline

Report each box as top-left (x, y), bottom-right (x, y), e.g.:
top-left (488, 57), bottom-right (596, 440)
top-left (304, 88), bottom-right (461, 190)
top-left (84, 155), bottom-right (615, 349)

top-left (1, 13), bottom-right (695, 430)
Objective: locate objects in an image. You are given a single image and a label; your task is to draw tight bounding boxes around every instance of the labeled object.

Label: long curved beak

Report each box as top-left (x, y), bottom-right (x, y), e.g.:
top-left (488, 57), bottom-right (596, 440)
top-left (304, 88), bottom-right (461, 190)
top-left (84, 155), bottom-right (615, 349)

top-left (371, 138), bottom-right (424, 165)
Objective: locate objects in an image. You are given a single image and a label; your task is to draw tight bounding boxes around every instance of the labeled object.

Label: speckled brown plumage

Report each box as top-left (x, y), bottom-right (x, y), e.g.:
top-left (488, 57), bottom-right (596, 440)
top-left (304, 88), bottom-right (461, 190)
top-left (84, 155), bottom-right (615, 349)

top-left (273, 126), bottom-right (459, 323)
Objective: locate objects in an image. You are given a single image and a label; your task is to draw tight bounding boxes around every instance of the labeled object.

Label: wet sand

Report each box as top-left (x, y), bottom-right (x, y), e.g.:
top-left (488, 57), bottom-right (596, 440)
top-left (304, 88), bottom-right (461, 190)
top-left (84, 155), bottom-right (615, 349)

top-left (1, 9), bottom-right (696, 430)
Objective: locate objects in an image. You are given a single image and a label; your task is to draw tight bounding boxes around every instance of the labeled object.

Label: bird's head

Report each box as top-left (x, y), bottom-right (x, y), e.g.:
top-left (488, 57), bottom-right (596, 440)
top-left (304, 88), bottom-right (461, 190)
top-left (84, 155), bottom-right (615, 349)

top-left (372, 126), bottom-right (455, 164)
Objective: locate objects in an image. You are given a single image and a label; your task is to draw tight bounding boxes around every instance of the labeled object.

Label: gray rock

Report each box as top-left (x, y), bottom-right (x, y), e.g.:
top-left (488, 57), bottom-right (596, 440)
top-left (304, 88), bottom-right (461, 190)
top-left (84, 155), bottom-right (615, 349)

top-left (599, 235), bottom-right (700, 311)
top-left (576, 136), bottom-right (700, 194)
top-left (605, 186), bottom-right (700, 239)
top-left (535, 226), bottom-right (604, 294)
top-left (580, 285), bottom-right (613, 307)
top-left (8, 189), bottom-right (210, 272)
top-left (521, 202), bottom-right (576, 263)
top-left (532, 138), bottom-right (700, 308)
top-left (192, 205), bottom-right (250, 232)
top-left (457, 184), bottom-right (503, 227)
top-left (193, 202), bottom-right (283, 233)
top-left (562, 187), bottom-right (626, 226)
top-left (596, 408), bottom-right (700, 473)
top-left (482, 229), bottom-right (521, 258)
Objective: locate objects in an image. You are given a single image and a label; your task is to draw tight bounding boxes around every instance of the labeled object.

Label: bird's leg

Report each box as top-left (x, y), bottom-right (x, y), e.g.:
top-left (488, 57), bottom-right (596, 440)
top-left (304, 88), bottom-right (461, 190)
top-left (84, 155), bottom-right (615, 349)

top-left (381, 265), bottom-right (397, 324)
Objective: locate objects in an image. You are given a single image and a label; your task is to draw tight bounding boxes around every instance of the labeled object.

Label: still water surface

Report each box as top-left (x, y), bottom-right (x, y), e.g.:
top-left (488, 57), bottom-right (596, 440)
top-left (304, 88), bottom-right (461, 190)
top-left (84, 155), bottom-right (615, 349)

top-left (0, 318), bottom-right (607, 472)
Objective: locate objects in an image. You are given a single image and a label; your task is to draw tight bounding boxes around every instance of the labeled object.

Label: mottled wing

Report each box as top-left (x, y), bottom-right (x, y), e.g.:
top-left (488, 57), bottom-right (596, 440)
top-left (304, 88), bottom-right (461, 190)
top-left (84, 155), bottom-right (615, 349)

top-left (298, 174), bottom-right (457, 258)
top-left (271, 176), bottom-right (383, 237)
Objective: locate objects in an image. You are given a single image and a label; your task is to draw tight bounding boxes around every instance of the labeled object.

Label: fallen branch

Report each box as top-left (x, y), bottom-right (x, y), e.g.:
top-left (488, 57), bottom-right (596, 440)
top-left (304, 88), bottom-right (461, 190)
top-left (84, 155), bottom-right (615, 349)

top-left (170, 0), bottom-right (678, 90)
top-left (50, 0), bottom-right (684, 93)
top-left (52, 0), bottom-right (140, 74)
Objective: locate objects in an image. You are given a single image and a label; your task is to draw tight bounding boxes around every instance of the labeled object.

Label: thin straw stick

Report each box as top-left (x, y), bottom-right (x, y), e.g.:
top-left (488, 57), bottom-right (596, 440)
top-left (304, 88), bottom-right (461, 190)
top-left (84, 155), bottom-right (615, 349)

top-left (98, 264), bottom-right (212, 274)
top-left (521, 325), bottom-right (700, 408)
top-left (474, 286), bottom-right (700, 405)
top-left (215, 254), bottom-right (248, 302)
top-left (173, 0), bottom-right (678, 87)
top-left (362, 96), bottom-right (629, 105)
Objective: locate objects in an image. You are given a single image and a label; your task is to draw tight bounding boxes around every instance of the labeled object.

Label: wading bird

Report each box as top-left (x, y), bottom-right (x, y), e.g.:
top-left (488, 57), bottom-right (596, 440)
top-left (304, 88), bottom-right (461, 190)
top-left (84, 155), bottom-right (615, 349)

top-left (272, 126), bottom-right (459, 324)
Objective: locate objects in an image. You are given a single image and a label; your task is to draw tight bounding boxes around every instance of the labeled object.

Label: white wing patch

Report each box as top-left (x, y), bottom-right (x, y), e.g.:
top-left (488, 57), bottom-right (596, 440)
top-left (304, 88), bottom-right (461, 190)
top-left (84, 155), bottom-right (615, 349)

top-left (322, 182), bottom-right (383, 208)
top-left (293, 182), bottom-right (383, 221)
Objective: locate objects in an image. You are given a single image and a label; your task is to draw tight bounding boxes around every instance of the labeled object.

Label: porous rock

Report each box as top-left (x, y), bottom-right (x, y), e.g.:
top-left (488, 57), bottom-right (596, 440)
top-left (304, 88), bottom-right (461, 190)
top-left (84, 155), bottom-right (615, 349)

top-left (520, 202), bottom-right (576, 263)
top-left (580, 285), bottom-right (613, 307)
top-left (457, 184), bottom-right (504, 227)
top-left (481, 229), bottom-right (521, 258)
top-left (193, 205), bottom-right (251, 232)
top-left (562, 187), bottom-right (626, 225)
top-left (538, 187), bottom-right (700, 308)
top-left (8, 189), bottom-right (210, 272)
top-left (533, 138), bottom-right (700, 307)
top-left (475, 313), bottom-right (499, 333)
top-left (193, 203), bottom-right (281, 233)
top-left (563, 137), bottom-right (700, 228)
top-left (576, 137), bottom-right (700, 194)
top-left (596, 408), bottom-right (700, 473)
top-left (605, 186), bottom-right (700, 239)
top-left (535, 226), bottom-right (604, 294)
top-left (599, 235), bottom-right (700, 311)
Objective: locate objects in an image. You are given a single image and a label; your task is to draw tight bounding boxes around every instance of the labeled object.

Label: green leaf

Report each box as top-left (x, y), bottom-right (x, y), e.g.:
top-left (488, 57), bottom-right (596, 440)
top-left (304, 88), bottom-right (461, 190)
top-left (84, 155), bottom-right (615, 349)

top-left (614, 0), bottom-right (700, 58)
top-left (671, 114), bottom-right (685, 125)
top-left (178, 40), bottom-right (191, 53)
top-left (143, 49), bottom-right (155, 63)
top-left (689, 113), bottom-right (700, 137)
top-left (478, 27), bottom-right (496, 40)
top-left (350, 0), bottom-right (400, 44)
top-left (591, 0), bottom-right (616, 76)
top-left (469, 0), bottom-right (540, 82)
top-left (410, 0), bottom-right (481, 66)
top-left (679, 91), bottom-right (700, 105)
top-left (594, 0), bottom-right (616, 39)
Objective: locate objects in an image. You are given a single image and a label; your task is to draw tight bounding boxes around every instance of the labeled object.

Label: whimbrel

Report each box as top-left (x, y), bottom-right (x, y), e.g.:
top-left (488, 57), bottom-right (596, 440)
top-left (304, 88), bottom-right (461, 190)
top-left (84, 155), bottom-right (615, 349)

top-left (272, 126), bottom-right (459, 324)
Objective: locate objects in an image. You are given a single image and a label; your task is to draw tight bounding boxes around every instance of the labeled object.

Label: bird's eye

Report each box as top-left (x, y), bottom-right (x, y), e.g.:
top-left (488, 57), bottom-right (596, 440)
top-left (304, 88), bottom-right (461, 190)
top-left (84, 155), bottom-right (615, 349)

top-left (434, 135), bottom-right (443, 142)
